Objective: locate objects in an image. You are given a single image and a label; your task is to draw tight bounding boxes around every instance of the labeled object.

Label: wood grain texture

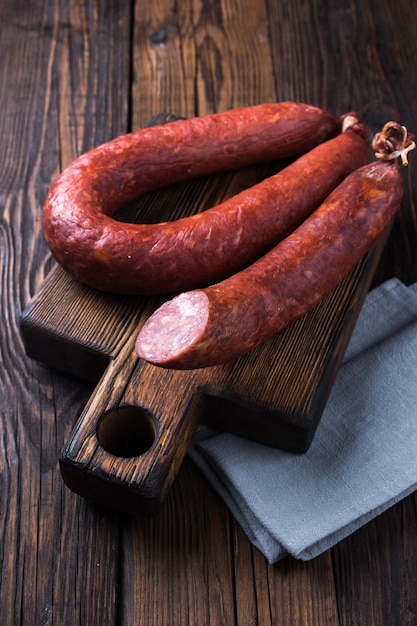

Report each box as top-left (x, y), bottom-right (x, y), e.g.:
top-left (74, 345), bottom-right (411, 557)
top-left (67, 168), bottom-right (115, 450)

top-left (132, 0), bottom-right (276, 124)
top-left (231, 523), bottom-right (341, 625)
top-left (2, 0), bottom-right (417, 625)
top-left (0, 1), bottom-right (131, 624)
top-left (332, 492), bottom-right (417, 626)
top-left (120, 460), bottom-right (237, 625)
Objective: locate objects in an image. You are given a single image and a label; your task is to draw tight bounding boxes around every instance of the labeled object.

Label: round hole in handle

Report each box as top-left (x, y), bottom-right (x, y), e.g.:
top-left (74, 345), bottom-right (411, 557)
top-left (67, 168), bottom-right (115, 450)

top-left (97, 405), bottom-right (157, 458)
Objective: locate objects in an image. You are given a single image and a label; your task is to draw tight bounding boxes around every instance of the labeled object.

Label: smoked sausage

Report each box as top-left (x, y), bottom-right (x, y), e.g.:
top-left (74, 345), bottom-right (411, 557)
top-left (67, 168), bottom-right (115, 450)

top-left (135, 122), bottom-right (415, 369)
top-left (43, 102), bottom-right (350, 296)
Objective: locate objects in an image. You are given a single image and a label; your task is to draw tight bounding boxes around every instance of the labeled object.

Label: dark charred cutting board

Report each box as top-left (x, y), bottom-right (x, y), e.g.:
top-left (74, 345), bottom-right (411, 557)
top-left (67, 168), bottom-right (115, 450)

top-left (20, 115), bottom-right (388, 516)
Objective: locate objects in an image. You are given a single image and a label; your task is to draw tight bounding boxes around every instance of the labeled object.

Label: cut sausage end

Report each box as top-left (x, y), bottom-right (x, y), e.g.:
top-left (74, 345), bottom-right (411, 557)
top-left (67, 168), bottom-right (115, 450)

top-left (135, 291), bottom-right (209, 366)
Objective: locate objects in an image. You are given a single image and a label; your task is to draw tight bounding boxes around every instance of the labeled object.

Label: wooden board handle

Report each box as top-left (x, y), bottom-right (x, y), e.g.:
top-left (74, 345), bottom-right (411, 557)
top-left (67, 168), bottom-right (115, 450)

top-left (59, 340), bottom-right (202, 516)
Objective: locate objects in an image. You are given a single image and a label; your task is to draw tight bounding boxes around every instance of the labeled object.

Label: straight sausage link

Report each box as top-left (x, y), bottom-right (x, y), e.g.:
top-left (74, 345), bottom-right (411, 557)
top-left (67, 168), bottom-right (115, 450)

top-left (42, 102), bottom-right (345, 295)
top-left (135, 123), bottom-right (415, 369)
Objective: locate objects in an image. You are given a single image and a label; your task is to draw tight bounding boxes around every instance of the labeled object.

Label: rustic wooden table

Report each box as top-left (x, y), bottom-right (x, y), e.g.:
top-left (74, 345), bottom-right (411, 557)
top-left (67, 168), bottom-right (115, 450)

top-left (2, 1), bottom-right (417, 624)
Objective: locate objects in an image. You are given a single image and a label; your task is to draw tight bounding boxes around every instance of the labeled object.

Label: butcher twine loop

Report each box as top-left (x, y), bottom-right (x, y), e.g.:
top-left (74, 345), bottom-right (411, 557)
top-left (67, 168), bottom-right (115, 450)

top-left (372, 121), bottom-right (416, 166)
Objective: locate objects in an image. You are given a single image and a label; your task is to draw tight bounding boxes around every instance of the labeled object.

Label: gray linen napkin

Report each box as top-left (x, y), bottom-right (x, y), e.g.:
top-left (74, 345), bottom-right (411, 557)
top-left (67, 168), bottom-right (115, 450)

top-left (187, 278), bottom-right (417, 563)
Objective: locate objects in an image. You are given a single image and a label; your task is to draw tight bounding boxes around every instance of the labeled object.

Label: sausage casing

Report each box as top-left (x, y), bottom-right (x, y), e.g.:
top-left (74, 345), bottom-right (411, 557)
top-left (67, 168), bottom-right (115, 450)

top-left (136, 125), bottom-right (412, 369)
top-left (42, 102), bottom-right (347, 295)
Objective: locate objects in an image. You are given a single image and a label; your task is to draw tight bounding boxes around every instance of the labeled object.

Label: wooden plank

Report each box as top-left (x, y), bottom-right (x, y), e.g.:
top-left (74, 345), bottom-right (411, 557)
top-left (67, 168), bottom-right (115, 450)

top-left (120, 0), bottom-right (279, 623)
top-left (232, 524), bottom-right (340, 626)
top-left (119, 460), bottom-right (237, 625)
top-left (122, 0), bottom-right (345, 623)
top-left (229, 521), bottom-right (340, 625)
top-left (267, 0), bottom-right (417, 288)
top-left (256, 552), bottom-right (339, 626)
top-left (132, 0), bottom-right (198, 125)
top-left (0, 1), bottom-right (131, 624)
top-left (332, 494), bottom-right (417, 625)
top-left (269, 0), bottom-right (417, 623)
top-left (132, 0), bottom-right (277, 126)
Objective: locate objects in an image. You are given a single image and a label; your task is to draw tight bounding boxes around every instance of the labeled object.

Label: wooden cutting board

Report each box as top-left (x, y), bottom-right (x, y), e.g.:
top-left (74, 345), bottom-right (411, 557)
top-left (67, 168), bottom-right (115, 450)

top-left (20, 116), bottom-right (388, 516)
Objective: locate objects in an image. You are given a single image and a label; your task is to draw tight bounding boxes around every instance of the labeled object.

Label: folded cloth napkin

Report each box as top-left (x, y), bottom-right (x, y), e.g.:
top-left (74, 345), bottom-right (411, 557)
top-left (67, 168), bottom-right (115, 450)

top-left (187, 278), bottom-right (417, 563)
